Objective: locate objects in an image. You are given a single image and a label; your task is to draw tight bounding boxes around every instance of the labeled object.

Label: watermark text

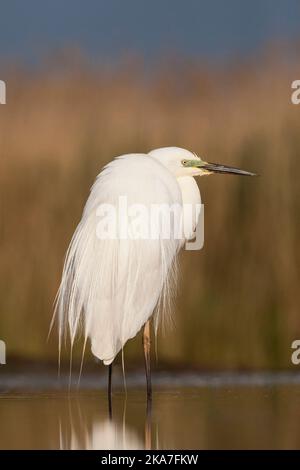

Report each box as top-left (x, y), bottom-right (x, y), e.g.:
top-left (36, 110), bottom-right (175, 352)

top-left (0, 80), bottom-right (6, 104)
top-left (0, 340), bottom-right (6, 364)
top-left (291, 80), bottom-right (300, 105)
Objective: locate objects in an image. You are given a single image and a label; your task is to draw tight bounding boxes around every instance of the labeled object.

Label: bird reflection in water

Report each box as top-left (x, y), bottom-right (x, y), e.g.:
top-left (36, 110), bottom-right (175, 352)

top-left (59, 395), bottom-right (154, 450)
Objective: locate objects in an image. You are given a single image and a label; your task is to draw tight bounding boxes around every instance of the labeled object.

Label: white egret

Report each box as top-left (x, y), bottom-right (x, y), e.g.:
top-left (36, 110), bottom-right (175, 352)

top-left (53, 147), bottom-right (255, 402)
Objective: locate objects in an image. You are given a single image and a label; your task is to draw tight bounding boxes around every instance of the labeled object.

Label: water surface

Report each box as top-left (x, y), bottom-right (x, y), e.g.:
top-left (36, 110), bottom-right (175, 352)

top-left (1, 372), bottom-right (300, 449)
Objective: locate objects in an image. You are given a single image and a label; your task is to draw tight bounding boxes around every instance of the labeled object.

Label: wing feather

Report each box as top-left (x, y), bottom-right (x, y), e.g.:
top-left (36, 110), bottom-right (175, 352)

top-left (54, 154), bottom-right (182, 364)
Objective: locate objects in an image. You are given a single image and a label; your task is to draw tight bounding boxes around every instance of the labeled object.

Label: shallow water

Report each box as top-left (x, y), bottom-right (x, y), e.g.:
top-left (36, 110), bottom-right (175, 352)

top-left (1, 374), bottom-right (300, 449)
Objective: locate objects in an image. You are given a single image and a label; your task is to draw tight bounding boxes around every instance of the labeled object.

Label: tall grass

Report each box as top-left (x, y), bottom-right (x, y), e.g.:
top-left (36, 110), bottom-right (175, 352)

top-left (1, 52), bottom-right (300, 369)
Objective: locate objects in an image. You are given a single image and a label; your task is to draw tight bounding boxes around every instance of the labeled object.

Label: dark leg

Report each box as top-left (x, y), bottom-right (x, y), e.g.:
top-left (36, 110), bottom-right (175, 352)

top-left (108, 363), bottom-right (113, 419)
top-left (143, 320), bottom-right (152, 401)
top-left (145, 388), bottom-right (152, 449)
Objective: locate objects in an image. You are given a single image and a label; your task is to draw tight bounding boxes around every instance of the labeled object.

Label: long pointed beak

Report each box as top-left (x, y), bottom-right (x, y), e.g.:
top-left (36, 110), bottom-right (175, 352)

top-left (201, 162), bottom-right (256, 176)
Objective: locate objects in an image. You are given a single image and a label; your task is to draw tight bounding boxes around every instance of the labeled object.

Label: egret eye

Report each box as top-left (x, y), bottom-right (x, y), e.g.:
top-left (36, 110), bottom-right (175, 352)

top-left (182, 160), bottom-right (188, 166)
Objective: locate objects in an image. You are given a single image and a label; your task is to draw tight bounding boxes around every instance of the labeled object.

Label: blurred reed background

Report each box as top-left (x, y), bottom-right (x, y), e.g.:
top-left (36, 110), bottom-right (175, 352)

top-left (1, 47), bottom-right (300, 370)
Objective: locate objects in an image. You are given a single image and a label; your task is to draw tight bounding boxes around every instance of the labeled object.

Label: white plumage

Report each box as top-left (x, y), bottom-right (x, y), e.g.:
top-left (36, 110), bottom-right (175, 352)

top-left (54, 147), bottom-right (202, 365)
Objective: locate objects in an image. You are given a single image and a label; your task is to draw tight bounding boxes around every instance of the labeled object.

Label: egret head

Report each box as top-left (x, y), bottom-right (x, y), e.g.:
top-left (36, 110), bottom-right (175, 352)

top-left (149, 147), bottom-right (256, 178)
